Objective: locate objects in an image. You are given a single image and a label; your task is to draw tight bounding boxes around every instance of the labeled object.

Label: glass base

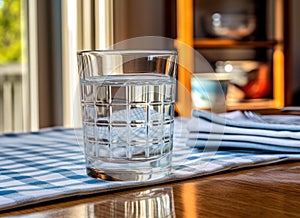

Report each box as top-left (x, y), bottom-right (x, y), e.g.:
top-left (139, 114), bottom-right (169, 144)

top-left (86, 153), bottom-right (172, 182)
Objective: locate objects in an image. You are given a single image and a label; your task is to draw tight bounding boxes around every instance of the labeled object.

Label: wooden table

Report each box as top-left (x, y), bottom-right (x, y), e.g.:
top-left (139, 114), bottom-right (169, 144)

top-left (1, 161), bottom-right (299, 218)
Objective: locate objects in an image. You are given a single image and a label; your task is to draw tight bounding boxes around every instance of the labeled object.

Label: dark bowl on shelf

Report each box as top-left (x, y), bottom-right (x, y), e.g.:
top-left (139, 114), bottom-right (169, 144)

top-left (203, 13), bottom-right (256, 40)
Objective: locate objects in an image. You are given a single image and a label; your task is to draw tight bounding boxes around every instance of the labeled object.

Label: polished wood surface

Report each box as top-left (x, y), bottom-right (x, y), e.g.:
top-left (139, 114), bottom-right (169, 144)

top-left (1, 162), bottom-right (299, 217)
top-left (175, 0), bottom-right (194, 117)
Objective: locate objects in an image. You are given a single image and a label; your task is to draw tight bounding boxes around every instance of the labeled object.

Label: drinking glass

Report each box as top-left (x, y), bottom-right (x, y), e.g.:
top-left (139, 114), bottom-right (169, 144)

top-left (77, 50), bottom-right (178, 181)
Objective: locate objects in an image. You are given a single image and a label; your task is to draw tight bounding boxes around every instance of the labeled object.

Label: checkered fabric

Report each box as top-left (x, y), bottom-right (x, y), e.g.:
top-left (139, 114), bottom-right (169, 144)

top-left (1, 118), bottom-right (300, 211)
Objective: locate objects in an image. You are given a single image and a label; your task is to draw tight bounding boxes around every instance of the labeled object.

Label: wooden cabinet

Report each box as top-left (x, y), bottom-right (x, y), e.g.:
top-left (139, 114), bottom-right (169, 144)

top-left (176, 0), bottom-right (285, 116)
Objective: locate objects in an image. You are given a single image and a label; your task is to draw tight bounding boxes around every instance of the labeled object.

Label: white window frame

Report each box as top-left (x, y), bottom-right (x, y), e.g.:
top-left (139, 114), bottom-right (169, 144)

top-left (61, 0), bottom-right (114, 128)
top-left (22, 0), bottom-right (39, 131)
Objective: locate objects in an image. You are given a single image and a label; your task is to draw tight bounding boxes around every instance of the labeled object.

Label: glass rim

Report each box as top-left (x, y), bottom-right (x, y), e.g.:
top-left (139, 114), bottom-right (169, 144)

top-left (77, 49), bottom-right (178, 56)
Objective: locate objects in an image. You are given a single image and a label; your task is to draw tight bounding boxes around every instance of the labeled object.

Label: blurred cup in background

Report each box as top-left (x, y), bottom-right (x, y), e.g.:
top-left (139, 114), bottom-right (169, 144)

top-left (191, 73), bottom-right (230, 112)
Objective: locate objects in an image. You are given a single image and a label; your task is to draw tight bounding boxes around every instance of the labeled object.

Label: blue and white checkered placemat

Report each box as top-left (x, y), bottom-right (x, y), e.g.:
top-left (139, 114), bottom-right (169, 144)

top-left (1, 118), bottom-right (299, 211)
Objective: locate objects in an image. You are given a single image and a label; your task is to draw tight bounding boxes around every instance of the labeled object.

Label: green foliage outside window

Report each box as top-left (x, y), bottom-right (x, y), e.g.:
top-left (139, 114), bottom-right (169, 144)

top-left (0, 0), bottom-right (21, 63)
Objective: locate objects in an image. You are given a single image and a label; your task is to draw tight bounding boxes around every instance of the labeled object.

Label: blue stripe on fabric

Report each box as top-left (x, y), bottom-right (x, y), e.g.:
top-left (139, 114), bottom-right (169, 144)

top-left (0, 190), bottom-right (18, 195)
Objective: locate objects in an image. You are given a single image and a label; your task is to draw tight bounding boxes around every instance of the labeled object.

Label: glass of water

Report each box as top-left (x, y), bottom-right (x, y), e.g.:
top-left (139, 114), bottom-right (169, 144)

top-left (77, 50), bottom-right (178, 181)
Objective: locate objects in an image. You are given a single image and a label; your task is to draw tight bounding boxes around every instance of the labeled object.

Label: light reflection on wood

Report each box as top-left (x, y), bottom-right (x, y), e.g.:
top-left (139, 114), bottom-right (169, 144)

top-left (182, 183), bottom-right (197, 218)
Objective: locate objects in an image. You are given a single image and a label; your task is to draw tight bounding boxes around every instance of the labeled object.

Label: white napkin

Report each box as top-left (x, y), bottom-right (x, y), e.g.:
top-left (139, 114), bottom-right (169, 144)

top-left (187, 110), bottom-right (300, 153)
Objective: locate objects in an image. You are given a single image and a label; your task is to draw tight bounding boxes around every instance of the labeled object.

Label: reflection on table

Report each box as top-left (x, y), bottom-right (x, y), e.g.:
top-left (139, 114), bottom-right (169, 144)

top-left (2, 162), bottom-right (299, 217)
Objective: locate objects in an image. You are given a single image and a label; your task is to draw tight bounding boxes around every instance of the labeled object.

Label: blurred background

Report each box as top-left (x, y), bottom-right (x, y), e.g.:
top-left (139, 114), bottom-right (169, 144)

top-left (0, 0), bottom-right (299, 133)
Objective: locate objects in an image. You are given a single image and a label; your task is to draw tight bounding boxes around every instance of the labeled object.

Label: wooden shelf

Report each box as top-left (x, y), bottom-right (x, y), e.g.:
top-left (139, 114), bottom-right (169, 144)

top-left (192, 99), bottom-right (278, 112)
top-left (176, 0), bottom-right (285, 115)
top-left (194, 39), bottom-right (279, 48)
top-left (226, 99), bottom-right (277, 111)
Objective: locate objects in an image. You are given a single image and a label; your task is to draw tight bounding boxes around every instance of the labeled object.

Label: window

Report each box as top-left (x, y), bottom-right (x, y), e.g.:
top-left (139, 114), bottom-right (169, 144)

top-left (0, 0), bottom-right (38, 132)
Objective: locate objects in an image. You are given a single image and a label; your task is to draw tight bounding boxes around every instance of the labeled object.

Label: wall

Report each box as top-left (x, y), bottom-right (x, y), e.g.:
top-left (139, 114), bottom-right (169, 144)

top-left (37, 0), bottom-right (63, 128)
top-left (113, 0), bottom-right (176, 43)
top-left (290, 0), bottom-right (300, 105)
